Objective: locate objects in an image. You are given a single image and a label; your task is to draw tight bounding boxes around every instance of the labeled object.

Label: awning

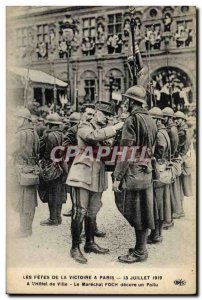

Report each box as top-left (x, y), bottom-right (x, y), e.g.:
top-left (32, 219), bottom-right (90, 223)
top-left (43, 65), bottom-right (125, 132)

top-left (9, 67), bottom-right (68, 87)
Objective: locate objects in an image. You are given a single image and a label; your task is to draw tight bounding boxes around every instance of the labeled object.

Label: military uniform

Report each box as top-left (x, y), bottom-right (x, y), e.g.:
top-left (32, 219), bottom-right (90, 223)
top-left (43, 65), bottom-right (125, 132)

top-left (39, 113), bottom-right (66, 226)
top-left (67, 102), bottom-right (121, 264)
top-left (148, 107), bottom-right (171, 243)
top-left (12, 107), bottom-right (40, 237)
top-left (113, 86), bottom-right (157, 263)
top-left (162, 107), bottom-right (179, 226)
top-left (173, 111), bottom-right (192, 218)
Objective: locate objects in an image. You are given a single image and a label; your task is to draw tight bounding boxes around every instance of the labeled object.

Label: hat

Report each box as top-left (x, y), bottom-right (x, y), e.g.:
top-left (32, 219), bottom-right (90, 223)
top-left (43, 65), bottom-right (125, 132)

top-left (15, 106), bottom-right (32, 121)
top-left (45, 113), bottom-right (62, 125)
top-left (149, 107), bottom-right (164, 120)
top-left (162, 107), bottom-right (174, 117)
top-left (174, 111), bottom-right (187, 120)
top-left (69, 112), bottom-right (81, 123)
top-left (96, 101), bottom-right (115, 115)
top-left (122, 85), bottom-right (146, 104)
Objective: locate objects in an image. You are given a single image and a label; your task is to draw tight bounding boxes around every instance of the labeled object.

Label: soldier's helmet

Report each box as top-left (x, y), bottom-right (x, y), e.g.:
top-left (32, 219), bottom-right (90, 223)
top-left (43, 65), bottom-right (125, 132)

top-left (46, 113), bottom-right (62, 125)
top-left (69, 112), bottom-right (81, 124)
top-left (162, 107), bottom-right (174, 117)
top-left (174, 111), bottom-right (187, 120)
top-left (149, 107), bottom-right (164, 119)
top-left (122, 85), bottom-right (146, 104)
top-left (15, 106), bottom-right (32, 121)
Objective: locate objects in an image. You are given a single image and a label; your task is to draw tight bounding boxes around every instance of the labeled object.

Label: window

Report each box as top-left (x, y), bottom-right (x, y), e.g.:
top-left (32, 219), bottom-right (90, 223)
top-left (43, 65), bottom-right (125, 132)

top-left (84, 80), bottom-right (96, 102)
top-left (107, 13), bottom-right (123, 54)
top-left (16, 27), bottom-right (27, 47)
top-left (181, 6), bottom-right (189, 13)
top-left (108, 13), bottom-right (122, 36)
top-left (83, 17), bottom-right (96, 38)
top-left (150, 8), bottom-right (157, 17)
top-left (175, 20), bottom-right (193, 48)
top-left (37, 24), bottom-right (49, 43)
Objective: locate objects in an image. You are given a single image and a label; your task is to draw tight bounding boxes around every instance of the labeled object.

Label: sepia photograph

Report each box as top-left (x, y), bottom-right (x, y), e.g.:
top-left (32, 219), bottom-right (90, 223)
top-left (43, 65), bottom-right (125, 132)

top-left (6, 5), bottom-right (197, 295)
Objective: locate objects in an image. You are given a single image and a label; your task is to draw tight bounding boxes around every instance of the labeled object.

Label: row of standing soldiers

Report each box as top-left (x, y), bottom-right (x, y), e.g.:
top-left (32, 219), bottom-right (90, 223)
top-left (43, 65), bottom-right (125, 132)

top-left (11, 84), bottom-right (192, 264)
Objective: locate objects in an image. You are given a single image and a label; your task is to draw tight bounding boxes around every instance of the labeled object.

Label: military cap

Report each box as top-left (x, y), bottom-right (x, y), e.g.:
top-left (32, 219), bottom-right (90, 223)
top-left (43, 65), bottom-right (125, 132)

top-left (96, 101), bottom-right (115, 115)
top-left (69, 112), bottom-right (81, 123)
top-left (162, 107), bottom-right (174, 117)
top-left (149, 107), bottom-right (164, 119)
top-left (174, 111), bottom-right (187, 120)
top-left (122, 85), bottom-right (146, 104)
top-left (46, 113), bottom-right (62, 125)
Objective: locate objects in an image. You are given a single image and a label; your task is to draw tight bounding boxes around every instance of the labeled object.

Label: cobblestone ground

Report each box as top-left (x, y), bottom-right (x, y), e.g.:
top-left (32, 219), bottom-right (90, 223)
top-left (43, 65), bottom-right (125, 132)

top-left (7, 165), bottom-right (196, 270)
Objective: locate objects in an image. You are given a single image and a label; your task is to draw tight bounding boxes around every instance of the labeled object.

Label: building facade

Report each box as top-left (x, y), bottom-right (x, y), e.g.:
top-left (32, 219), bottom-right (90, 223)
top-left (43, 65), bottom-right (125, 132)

top-left (7, 6), bottom-right (196, 111)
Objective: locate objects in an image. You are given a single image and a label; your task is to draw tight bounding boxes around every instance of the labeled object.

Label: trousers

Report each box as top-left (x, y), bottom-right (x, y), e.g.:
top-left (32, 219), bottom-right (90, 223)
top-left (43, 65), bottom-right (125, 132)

top-left (71, 187), bottom-right (102, 221)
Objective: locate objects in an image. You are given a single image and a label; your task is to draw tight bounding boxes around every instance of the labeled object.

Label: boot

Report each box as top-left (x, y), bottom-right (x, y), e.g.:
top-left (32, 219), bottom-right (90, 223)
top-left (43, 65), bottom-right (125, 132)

top-left (40, 203), bottom-right (58, 226)
top-left (70, 219), bottom-right (87, 264)
top-left (147, 221), bottom-right (163, 244)
top-left (84, 217), bottom-right (109, 254)
top-left (94, 222), bottom-right (106, 238)
top-left (118, 249), bottom-right (148, 263)
top-left (121, 229), bottom-right (148, 263)
top-left (57, 204), bottom-right (62, 224)
top-left (163, 220), bottom-right (174, 230)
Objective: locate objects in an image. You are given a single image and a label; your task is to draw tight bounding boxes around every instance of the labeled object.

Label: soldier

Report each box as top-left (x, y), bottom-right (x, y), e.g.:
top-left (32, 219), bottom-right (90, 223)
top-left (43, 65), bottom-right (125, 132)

top-left (162, 107), bottom-right (179, 228)
top-left (12, 107), bottom-right (40, 237)
top-left (148, 107), bottom-right (171, 243)
top-left (63, 112), bottom-right (81, 147)
top-left (39, 113), bottom-right (66, 226)
top-left (174, 111), bottom-right (192, 217)
top-left (113, 85), bottom-right (157, 263)
top-left (67, 101), bottom-right (124, 264)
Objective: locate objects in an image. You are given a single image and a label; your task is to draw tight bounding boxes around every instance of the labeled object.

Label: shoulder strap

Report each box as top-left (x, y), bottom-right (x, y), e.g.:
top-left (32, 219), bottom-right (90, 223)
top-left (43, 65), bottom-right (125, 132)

top-left (52, 131), bottom-right (61, 146)
top-left (136, 113), bottom-right (156, 155)
top-left (160, 129), bottom-right (171, 162)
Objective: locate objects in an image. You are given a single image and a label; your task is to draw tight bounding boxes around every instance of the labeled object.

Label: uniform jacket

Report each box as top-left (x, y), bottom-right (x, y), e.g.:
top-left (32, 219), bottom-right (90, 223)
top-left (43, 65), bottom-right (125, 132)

top-left (154, 124), bottom-right (171, 161)
top-left (13, 124), bottom-right (40, 168)
top-left (40, 127), bottom-right (63, 161)
top-left (63, 124), bottom-right (79, 147)
top-left (165, 121), bottom-right (179, 158)
top-left (177, 123), bottom-right (191, 156)
top-left (12, 124), bottom-right (40, 213)
top-left (113, 106), bottom-right (157, 182)
top-left (67, 119), bottom-right (116, 192)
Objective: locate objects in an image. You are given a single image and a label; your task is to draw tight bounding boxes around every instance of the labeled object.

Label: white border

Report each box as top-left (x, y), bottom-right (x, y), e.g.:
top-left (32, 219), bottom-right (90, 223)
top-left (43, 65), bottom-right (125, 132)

top-left (1, 1), bottom-right (200, 299)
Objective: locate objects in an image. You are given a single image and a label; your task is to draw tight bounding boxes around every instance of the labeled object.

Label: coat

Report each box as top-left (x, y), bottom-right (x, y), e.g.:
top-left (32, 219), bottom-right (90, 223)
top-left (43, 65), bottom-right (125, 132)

top-left (154, 124), bottom-right (171, 161)
top-left (63, 124), bottom-right (78, 147)
top-left (153, 124), bottom-right (171, 221)
top-left (165, 122), bottom-right (179, 158)
top-left (67, 119), bottom-right (116, 192)
top-left (113, 106), bottom-right (157, 230)
top-left (38, 127), bottom-right (66, 205)
top-left (12, 124), bottom-right (40, 213)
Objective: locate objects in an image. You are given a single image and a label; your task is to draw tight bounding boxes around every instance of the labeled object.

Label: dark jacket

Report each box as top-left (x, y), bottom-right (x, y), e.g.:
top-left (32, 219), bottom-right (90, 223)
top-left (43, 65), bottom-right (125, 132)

top-left (63, 124), bottom-right (78, 147)
top-left (38, 127), bottom-right (66, 204)
top-left (177, 123), bottom-right (191, 156)
top-left (165, 121), bottom-right (179, 158)
top-left (40, 127), bottom-right (63, 161)
top-left (113, 106), bottom-right (157, 181)
top-left (154, 124), bottom-right (171, 161)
